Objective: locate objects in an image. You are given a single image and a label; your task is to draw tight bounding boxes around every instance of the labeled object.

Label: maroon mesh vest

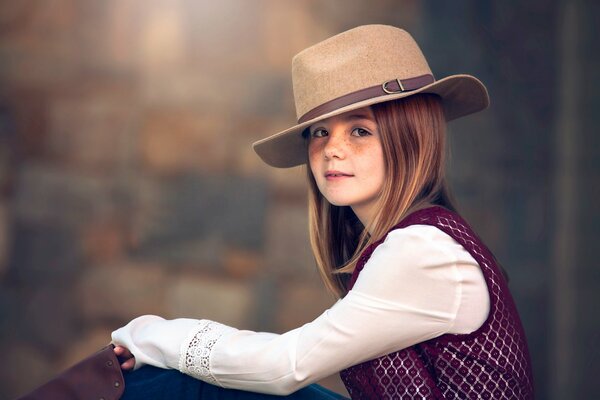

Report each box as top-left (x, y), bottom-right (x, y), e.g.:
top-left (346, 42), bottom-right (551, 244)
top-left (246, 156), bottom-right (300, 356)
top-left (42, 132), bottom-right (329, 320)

top-left (339, 206), bottom-right (534, 399)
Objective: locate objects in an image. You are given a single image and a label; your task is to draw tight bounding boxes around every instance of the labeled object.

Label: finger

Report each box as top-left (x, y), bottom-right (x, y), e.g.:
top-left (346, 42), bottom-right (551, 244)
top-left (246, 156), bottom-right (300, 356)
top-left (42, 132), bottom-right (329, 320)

top-left (114, 345), bottom-right (133, 359)
top-left (121, 358), bottom-right (136, 370)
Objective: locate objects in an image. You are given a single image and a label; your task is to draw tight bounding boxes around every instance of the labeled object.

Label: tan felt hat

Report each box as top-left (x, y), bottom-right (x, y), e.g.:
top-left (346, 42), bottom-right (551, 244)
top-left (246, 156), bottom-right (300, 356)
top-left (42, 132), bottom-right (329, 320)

top-left (252, 24), bottom-right (489, 168)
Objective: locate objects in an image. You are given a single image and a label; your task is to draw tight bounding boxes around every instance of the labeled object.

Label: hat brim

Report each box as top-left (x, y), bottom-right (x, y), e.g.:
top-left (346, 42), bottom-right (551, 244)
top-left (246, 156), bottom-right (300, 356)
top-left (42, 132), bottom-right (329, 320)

top-left (252, 74), bottom-right (489, 168)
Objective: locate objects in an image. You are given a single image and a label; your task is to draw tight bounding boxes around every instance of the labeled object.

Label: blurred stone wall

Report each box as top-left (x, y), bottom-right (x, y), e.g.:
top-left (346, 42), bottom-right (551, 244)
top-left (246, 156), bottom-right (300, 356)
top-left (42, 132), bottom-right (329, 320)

top-left (0, 1), bottom-right (597, 399)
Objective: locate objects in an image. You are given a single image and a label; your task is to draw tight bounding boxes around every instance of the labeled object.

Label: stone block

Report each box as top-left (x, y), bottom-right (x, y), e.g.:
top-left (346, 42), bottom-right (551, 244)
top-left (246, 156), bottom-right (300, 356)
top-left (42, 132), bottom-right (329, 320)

top-left (275, 281), bottom-right (335, 333)
top-left (46, 81), bottom-right (138, 172)
top-left (250, 275), bottom-right (278, 331)
top-left (137, 1), bottom-right (188, 74)
top-left (0, 341), bottom-right (53, 400)
top-left (183, 0), bottom-right (263, 71)
top-left (12, 163), bottom-right (118, 227)
top-left (82, 218), bottom-right (129, 264)
top-left (10, 282), bottom-right (80, 355)
top-left (139, 109), bottom-right (229, 175)
top-left (140, 69), bottom-right (231, 109)
top-left (311, 0), bottom-right (420, 36)
top-left (222, 247), bottom-right (263, 279)
top-left (0, 285), bottom-right (19, 338)
top-left (228, 116), bottom-right (292, 177)
top-left (77, 1), bottom-right (142, 74)
top-left (55, 327), bottom-right (114, 371)
top-left (234, 72), bottom-right (291, 118)
top-left (1, 87), bottom-right (49, 160)
top-left (266, 164), bottom-right (308, 202)
top-left (0, 91), bottom-right (24, 186)
top-left (77, 262), bottom-right (167, 323)
top-left (264, 203), bottom-right (315, 279)
top-left (7, 220), bottom-right (82, 282)
top-left (166, 274), bottom-right (254, 327)
top-left (0, 0), bottom-right (80, 87)
top-left (259, 0), bottom-right (326, 69)
top-left (130, 174), bottom-right (268, 264)
top-left (0, 201), bottom-right (9, 278)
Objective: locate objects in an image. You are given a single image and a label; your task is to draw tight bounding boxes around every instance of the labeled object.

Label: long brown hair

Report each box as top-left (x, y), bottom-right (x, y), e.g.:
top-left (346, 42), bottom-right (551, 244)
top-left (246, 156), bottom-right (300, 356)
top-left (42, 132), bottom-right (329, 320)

top-left (306, 94), bottom-right (458, 298)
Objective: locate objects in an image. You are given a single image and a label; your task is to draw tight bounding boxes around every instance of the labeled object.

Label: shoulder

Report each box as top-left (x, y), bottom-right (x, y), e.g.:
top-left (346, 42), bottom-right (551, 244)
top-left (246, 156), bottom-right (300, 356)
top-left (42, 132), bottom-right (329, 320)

top-left (388, 223), bottom-right (458, 243)
top-left (353, 225), bottom-right (462, 291)
top-left (353, 224), bottom-right (481, 292)
top-left (382, 224), bottom-right (477, 265)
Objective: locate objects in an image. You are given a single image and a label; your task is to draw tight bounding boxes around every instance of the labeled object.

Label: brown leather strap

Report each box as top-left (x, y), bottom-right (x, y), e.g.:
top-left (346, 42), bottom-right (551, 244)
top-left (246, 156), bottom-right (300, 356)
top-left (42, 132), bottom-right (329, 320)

top-left (298, 74), bottom-right (434, 123)
top-left (17, 345), bottom-right (125, 400)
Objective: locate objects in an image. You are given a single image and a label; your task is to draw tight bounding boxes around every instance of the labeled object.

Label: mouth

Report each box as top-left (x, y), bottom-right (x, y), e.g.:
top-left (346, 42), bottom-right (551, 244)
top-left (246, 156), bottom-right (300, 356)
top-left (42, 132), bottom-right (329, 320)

top-left (325, 170), bottom-right (353, 180)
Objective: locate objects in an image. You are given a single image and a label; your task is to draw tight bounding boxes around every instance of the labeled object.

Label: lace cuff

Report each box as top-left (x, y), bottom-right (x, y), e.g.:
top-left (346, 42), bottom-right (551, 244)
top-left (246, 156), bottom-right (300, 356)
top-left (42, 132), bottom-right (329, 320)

top-left (178, 320), bottom-right (237, 385)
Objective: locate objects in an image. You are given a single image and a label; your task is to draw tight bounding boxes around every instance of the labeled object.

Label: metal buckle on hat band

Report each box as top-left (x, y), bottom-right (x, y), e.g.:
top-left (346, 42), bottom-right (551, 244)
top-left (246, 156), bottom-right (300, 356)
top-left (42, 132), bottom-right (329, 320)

top-left (382, 78), bottom-right (404, 94)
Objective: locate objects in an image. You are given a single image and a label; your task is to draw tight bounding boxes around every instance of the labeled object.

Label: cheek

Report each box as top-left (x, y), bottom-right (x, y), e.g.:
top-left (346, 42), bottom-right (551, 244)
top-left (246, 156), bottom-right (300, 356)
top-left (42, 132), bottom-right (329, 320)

top-left (308, 142), bottom-right (322, 170)
top-left (362, 144), bottom-right (386, 186)
top-left (375, 149), bottom-right (386, 182)
top-left (359, 141), bottom-right (384, 165)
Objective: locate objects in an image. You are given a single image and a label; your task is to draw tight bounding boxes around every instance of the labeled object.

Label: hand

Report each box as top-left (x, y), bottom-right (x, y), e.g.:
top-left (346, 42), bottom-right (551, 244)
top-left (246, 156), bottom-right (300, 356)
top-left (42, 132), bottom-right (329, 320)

top-left (113, 345), bottom-right (136, 370)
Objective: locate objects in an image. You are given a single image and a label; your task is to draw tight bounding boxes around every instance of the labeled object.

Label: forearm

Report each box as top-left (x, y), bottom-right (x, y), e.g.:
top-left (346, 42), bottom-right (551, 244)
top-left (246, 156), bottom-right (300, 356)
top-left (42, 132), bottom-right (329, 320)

top-left (111, 315), bottom-right (203, 371)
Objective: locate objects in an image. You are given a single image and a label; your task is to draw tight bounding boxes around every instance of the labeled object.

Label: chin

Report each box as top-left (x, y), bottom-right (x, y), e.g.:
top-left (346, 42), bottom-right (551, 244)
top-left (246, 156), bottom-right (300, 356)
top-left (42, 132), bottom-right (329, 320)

top-left (324, 197), bottom-right (352, 207)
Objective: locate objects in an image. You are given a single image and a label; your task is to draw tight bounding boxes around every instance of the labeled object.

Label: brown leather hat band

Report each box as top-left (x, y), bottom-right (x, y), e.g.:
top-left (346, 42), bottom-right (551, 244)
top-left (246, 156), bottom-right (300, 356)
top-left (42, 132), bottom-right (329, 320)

top-left (297, 74), bottom-right (435, 124)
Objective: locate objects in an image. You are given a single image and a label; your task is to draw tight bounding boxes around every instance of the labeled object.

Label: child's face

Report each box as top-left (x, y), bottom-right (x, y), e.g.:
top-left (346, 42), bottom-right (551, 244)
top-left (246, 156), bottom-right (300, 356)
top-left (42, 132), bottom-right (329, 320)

top-left (308, 106), bottom-right (385, 225)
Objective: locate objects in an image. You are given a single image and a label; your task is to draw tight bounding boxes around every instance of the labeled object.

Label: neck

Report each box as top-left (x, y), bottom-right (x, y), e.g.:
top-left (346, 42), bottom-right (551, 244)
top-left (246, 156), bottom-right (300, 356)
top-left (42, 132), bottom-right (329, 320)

top-left (351, 205), bottom-right (377, 235)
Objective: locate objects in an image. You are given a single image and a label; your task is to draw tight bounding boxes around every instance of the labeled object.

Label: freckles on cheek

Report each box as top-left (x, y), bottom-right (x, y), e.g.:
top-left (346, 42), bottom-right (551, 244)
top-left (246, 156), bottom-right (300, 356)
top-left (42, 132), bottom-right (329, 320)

top-left (353, 147), bottom-right (377, 170)
top-left (308, 142), bottom-right (318, 158)
top-left (309, 137), bottom-right (327, 157)
top-left (361, 142), bottom-right (385, 175)
top-left (308, 144), bottom-right (321, 175)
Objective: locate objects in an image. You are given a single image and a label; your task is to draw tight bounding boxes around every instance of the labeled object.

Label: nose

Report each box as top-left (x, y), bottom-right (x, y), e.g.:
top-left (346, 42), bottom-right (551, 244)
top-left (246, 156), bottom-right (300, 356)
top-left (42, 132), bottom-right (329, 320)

top-left (323, 130), bottom-right (346, 160)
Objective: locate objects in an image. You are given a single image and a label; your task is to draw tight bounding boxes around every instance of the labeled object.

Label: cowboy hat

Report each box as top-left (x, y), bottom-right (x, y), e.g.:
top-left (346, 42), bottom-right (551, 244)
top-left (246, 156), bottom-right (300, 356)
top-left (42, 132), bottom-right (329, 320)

top-left (252, 24), bottom-right (489, 168)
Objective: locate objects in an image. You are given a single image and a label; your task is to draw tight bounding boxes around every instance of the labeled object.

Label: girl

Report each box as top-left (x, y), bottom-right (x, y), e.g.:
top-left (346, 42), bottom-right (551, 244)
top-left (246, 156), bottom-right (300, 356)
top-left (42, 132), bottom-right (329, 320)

top-left (20, 24), bottom-right (534, 400)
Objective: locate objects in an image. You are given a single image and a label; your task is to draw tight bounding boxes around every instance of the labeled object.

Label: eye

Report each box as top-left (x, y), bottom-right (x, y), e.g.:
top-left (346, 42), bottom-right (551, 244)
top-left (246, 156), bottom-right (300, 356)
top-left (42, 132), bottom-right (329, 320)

top-left (311, 128), bottom-right (328, 138)
top-left (351, 127), bottom-right (371, 137)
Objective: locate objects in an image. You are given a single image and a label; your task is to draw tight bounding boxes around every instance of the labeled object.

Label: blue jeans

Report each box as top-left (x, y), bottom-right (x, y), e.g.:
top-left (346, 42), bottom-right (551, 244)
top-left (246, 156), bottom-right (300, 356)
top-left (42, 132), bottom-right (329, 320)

top-left (121, 366), bottom-right (349, 400)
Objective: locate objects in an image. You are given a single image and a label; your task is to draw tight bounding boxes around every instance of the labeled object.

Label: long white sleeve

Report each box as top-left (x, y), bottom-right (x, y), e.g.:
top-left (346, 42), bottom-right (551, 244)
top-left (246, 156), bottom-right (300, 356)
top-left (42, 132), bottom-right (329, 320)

top-left (111, 225), bottom-right (489, 395)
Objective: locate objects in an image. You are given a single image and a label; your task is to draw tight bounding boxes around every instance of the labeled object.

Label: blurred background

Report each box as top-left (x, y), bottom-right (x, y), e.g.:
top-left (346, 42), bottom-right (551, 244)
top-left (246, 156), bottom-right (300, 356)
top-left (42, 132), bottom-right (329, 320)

top-left (0, 0), bottom-right (597, 398)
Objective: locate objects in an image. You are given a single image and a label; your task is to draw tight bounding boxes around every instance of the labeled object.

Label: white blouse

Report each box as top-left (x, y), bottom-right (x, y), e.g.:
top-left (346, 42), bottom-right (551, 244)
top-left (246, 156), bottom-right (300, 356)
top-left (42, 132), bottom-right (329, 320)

top-left (111, 225), bottom-right (490, 396)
